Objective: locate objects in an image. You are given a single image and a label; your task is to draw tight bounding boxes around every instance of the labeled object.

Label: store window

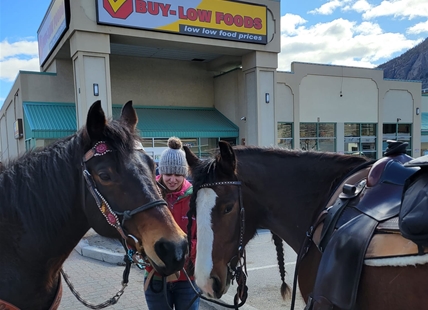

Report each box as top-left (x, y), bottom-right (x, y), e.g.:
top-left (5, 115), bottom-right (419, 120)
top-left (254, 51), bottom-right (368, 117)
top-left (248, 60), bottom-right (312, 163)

top-left (277, 122), bottom-right (293, 149)
top-left (181, 138), bottom-right (199, 157)
top-left (142, 137), bottom-right (237, 160)
top-left (300, 123), bottom-right (336, 152)
top-left (200, 138), bottom-right (219, 158)
top-left (344, 123), bottom-right (377, 159)
top-left (382, 123), bottom-right (412, 155)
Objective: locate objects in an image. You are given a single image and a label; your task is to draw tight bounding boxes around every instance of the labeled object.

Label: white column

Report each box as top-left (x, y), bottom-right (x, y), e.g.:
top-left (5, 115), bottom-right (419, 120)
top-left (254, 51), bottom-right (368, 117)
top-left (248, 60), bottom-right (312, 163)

top-left (70, 31), bottom-right (112, 128)
top-left (242, 51), bottom-right (278, 147)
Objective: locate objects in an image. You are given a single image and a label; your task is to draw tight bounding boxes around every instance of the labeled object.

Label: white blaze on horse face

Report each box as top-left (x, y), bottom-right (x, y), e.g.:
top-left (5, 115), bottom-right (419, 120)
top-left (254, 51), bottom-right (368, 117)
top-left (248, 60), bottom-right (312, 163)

top-left (195, 187), bottom-right (217, 297)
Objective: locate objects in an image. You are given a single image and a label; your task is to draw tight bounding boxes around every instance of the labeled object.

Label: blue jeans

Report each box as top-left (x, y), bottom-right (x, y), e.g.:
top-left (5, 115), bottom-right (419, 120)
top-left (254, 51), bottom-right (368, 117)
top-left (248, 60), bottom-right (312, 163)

top-left (144, 278), bottom-right (200, 310)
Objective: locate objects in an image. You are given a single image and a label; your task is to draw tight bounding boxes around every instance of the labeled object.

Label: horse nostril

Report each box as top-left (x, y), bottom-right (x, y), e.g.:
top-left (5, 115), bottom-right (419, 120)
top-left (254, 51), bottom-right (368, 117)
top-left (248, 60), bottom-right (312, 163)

top-left (154, 238), bottom-right (188, 275)
top-left (155, 239), bottom-right (182, 260)
top-left (211, 276), bottom-right (223, 298)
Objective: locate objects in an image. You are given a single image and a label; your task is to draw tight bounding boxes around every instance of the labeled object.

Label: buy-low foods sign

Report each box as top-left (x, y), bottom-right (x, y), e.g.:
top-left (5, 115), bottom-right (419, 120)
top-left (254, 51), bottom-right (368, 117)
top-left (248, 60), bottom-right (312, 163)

top-left (97, 0), bottom-right (267, 44)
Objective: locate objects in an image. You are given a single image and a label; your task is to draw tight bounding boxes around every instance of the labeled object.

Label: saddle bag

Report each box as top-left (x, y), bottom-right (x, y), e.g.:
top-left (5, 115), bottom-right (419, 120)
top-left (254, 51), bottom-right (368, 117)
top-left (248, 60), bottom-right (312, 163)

top-left (399, 158), bottom-right (428, 246)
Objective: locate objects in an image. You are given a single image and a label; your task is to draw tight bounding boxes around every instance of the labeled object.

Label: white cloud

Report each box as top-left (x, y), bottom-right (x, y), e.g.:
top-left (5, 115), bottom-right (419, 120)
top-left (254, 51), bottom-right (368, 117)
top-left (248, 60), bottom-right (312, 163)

top-left (347, 0), bottom-right (372, 13)
top-left (281, 14), bottom-right (307, 36)
top-left (309, 0), bottom-right (355, 15)
top-left (362, 0), bottom-right (428, 20)
top-left (407, 20), bottom-right (428, 34)
top-left (0, 39), bottom-right (40, 82)
top-left (309, 0), bottom-right (344, 15)
top-left (355, 21), bottom-right (383, 35)
top-left (0, 39), bottom-right (38, 61)
top-left (278, 17), bottom-right (421, 71)
top-left (1, 57), bottom-right (40, 81)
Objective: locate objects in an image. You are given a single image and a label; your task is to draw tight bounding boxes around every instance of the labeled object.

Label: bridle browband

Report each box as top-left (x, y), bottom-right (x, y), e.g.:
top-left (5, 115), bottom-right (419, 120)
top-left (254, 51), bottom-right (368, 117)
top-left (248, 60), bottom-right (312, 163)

top-left (195, 180), bottom-right (249, 310)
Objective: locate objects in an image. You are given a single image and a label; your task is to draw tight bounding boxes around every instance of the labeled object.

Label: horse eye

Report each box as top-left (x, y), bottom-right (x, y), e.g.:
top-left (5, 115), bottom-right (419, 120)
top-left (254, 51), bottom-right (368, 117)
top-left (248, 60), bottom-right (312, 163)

top-left (98, 172), bottom-right (111, 181)
top-left (224, 204), bottom-right (234, 214)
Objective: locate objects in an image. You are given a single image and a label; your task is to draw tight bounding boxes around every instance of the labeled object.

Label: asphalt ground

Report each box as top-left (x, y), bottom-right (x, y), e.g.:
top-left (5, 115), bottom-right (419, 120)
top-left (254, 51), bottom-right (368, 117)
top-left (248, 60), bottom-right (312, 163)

top-left (59, 229), bottom-right (306, 309)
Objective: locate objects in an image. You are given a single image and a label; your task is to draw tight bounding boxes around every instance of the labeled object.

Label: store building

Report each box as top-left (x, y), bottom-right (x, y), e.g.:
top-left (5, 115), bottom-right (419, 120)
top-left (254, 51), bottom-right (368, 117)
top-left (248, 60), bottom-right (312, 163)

top-left (0, 0), bottom-right (424, 163)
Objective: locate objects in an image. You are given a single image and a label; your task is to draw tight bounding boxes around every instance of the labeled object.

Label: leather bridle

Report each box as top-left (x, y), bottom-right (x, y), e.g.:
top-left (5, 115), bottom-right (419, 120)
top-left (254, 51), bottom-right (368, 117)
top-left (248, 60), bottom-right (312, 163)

top-left (81, 141), bottom-right (167, 266)
top-left (195, 180), bottom-right (249, 309)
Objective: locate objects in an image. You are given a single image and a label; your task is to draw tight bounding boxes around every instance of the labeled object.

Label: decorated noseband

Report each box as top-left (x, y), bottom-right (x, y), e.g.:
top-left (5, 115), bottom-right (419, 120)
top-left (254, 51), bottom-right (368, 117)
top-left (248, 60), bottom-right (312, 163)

top-left (82, 140), bottom-right (167, 268)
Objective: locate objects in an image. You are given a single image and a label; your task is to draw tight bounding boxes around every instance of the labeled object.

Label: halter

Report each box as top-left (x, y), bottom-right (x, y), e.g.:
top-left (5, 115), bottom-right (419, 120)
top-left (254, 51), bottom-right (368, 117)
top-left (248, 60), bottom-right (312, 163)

top-left (196, 180), bottom-right (249, 309)
top-left (82, 141), bottom-right (167, 267)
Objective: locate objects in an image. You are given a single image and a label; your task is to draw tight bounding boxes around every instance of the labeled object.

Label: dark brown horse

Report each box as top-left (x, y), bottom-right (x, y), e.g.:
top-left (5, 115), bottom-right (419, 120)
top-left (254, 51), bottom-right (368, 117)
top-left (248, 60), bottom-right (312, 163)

top-left (184, 141), bottom-right (428, 310)
top-left (0, 101), bottom-right (187, 310)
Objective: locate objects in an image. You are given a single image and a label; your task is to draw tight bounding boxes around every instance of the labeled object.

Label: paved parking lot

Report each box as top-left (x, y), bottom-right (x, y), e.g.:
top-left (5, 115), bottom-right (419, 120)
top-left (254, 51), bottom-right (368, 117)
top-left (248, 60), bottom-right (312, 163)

top-left (59, 230), bottom-right (306, 309)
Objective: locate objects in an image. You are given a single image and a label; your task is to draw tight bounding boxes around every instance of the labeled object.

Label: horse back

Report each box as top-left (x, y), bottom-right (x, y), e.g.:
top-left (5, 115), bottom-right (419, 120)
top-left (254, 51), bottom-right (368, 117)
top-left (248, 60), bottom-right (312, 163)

top-left (300, 153), bottom-right (428, 310)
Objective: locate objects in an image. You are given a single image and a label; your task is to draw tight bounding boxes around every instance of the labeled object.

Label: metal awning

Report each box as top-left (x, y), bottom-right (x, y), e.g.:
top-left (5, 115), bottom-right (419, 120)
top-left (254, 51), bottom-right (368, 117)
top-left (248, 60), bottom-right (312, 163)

top-left (23, 102), bottom-right (76, 139)
top-left (113, 105), bottom-right (239, 138)
top-left (22, 102), bottom-right (238, 140)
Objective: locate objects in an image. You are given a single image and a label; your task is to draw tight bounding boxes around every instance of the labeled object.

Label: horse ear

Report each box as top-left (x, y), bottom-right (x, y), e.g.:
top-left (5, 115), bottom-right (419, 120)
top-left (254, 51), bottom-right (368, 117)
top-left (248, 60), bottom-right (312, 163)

top-left (120, 100), bottom-right (138, 132)
top-left (218, 141), bottom-right (236, 174)
top-left (86, 100), bottom-right (106, 140)
top-left (184, 145), bottom-right (201, 170)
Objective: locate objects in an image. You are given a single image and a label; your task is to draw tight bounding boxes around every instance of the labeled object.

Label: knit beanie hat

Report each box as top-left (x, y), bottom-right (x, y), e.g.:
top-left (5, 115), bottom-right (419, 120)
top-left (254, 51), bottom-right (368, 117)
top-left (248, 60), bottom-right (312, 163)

top-left (158, 137), bottom-right (188, 176)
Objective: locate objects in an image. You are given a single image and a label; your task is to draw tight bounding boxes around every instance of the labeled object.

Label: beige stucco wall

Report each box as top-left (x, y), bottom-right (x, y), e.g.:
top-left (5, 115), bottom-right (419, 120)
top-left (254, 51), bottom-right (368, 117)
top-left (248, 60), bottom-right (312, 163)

top-left (299, 75), bottom-right (378, 123)
top-left (21, 61), bottom-right (75, 103)
top-left (383, 90), bottom-right (413, 123)
top-left (213, 69), bottom-right (246, 144)
top-left (275, 83), bottom-right (294, 123)
top-left (110, 55), bottom-right (215, 107)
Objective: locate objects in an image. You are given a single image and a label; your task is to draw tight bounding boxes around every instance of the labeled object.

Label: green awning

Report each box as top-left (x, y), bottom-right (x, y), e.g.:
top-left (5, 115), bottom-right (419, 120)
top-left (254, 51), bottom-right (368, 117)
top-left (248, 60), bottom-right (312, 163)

top-left (22, 103), bottom-right (238, 140)
top-left (113, 105), bottom-right (239, 138)
top-left (23, 102), bottom-right (77, 139)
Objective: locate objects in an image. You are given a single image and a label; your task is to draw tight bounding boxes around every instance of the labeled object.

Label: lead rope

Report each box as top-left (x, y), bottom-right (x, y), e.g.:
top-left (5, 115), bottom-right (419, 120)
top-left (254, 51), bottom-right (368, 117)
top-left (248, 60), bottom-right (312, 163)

top-left (60, 269), bottom-right (127, 309)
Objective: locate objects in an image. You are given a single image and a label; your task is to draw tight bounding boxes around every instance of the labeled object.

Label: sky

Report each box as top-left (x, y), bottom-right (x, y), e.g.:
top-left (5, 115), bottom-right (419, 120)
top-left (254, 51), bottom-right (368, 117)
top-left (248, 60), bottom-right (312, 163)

top-left (1, 0), bottom-right (427, 105)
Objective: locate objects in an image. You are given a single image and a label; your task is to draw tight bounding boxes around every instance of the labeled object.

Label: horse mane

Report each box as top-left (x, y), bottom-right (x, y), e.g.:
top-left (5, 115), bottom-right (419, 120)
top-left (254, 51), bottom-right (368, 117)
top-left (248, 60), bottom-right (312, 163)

top-left (0, 118), bottom-right (142, 242)
top-left (187, 145), bottom-right (369, 226)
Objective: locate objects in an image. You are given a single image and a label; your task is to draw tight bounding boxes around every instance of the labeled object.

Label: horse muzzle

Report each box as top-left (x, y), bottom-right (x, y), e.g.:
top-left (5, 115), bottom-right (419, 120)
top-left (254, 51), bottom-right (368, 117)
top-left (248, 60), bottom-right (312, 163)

top-left (151, 237), bottom-right (188, 276)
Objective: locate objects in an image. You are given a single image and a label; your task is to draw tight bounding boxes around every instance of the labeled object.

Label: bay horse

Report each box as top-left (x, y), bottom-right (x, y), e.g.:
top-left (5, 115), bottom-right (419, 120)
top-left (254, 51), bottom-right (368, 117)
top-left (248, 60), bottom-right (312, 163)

top-left (184, 141), bottom-right (428, 310)
top-left (0, 100), bottom-right (188, 310)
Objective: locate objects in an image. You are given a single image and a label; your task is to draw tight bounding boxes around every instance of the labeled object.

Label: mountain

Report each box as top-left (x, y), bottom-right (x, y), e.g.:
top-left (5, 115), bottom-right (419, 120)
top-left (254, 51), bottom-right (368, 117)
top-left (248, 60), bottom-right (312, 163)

top-left (377, 37), bottom-right (428, 91)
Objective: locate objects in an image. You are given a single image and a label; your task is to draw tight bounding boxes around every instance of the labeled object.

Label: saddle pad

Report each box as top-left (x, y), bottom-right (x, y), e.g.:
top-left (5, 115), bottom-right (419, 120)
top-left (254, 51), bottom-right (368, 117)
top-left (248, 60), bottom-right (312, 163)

top-left (314, 218), bottom-right (427, 260)
top-left (365, 233), bottom-right (428, 259)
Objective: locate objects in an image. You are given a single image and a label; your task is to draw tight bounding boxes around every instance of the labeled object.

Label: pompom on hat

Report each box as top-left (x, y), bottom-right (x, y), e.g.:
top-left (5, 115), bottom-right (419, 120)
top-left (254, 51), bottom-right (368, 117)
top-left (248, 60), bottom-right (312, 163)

top-left (158, 137), bottom-right (188, 176)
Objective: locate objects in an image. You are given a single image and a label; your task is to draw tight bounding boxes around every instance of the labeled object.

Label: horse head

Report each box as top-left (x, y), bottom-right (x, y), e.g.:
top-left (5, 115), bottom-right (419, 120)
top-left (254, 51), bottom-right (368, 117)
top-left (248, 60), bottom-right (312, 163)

top-left (185, 141), bottom-right (244, 299)
top-left (83, 100), bottom-right (188, 276)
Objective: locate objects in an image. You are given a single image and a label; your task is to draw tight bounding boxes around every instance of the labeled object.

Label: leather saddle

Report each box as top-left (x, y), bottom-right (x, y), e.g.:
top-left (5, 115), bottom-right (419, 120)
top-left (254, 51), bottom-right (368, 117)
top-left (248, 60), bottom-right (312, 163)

top-left (305, 141), bottom-right (420, 310)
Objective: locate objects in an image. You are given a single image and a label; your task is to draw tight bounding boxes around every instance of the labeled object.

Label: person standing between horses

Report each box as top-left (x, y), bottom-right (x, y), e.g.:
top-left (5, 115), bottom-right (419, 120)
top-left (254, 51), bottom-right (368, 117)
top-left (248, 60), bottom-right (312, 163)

top-left (144, 136), bottom-right (199, 310)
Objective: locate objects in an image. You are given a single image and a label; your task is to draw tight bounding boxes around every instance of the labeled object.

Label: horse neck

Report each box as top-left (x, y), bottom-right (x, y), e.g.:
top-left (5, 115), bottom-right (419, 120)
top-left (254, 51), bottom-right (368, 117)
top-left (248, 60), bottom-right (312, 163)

top-left (0, 135), bottom-right (91, 306)
top-left (236, 149), bottom-right (363, 253)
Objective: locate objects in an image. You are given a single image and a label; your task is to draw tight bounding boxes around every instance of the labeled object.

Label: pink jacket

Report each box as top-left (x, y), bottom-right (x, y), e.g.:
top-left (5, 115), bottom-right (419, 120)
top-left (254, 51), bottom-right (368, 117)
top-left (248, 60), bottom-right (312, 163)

top-left (145, 176), bottom-right (196, 282)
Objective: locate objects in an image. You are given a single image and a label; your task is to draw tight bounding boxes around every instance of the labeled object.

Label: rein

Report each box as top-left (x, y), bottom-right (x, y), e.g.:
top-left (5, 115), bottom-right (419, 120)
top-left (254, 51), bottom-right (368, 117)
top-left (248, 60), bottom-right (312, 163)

top-left (63, 140), bottom-right (167, 309)
top-left (195, 180), bottom-right (249, 310)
